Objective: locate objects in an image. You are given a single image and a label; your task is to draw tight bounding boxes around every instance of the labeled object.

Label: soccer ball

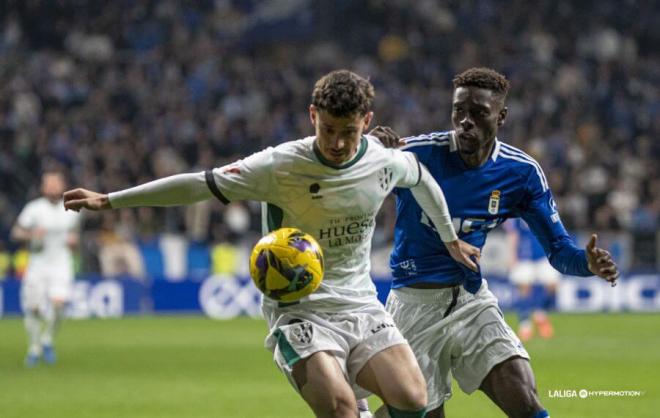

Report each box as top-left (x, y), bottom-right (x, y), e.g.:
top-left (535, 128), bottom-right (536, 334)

top-left (249, 227), bottom-right (324, 302)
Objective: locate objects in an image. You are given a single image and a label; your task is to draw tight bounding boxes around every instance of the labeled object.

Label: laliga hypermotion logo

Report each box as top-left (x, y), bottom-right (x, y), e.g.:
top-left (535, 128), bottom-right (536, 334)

top-left (488, 190), bottom-right (501, 215)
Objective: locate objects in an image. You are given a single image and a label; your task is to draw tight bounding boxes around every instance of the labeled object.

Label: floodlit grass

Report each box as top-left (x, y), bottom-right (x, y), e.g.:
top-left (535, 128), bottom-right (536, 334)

top-left (1, 314), bottom-right (658, 417)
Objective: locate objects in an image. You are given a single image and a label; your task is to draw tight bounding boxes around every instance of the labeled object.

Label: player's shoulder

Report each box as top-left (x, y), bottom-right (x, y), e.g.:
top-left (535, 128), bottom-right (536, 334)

top-left (400, 131), bottom-right (453, 151)
top-left (248, 137), bottom-right (314, 165)
top-left (270, 136), bottom-right (315, 155)
top-left (495, 141), bottom-right (541, 169)
top-left (495, 140), bottom-right (549, 190)
top-left (24, 197), bottom-right (47, 210)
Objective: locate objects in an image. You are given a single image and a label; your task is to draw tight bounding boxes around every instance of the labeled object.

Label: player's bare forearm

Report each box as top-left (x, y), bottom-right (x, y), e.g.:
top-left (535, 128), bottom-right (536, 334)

top-left (66, 232), bottom-right (81, 249)
top-left (10, 225), bottom-right (32, 243)
top-left (586, 234), bottom-right (620, 286)
top-left (63, 188), bottom-right (112, 212)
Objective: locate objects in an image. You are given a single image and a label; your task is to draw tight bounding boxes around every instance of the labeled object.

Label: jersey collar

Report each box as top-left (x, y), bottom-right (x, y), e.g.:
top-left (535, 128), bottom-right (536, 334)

top-left (491, 138), bottom-right (501, 161)
top-left (313, 136), bottom-right (368, 169)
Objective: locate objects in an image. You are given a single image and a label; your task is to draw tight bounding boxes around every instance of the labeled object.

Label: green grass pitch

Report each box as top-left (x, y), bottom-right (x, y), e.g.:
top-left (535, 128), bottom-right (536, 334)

top-left (1, 314), bottom-right (658, 417)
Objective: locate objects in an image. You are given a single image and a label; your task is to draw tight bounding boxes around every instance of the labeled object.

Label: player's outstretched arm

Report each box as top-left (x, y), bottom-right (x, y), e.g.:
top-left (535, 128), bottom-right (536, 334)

top-left (63, 189), bottom-right (111, 212)
top-left (586, 234), bottom-right (620, 286)
top-left (64, 172), bottom-right (213, 212)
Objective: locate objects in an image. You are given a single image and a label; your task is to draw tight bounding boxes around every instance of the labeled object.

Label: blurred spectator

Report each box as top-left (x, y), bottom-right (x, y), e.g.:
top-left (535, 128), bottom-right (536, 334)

top-left (1, 0), bottom-right (657, 275)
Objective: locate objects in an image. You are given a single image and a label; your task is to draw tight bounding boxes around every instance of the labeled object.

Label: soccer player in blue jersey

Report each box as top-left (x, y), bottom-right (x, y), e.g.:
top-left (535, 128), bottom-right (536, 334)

top-left (372, 67), bottom-right (619, 418)
top-left (505, 218), bottom-right (560, 342)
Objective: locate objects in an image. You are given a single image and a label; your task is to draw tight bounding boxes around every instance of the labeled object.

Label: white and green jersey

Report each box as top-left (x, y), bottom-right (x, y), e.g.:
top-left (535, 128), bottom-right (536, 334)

top-left (206, 135), bottom-right (422, 312)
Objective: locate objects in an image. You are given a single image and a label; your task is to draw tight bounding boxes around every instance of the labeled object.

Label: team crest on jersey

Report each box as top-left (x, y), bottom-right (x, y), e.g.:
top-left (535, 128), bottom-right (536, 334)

top-left (290, 322), bottom-right (313, 345)
top-left (378, 167), bottom-right (393, 191)
top-left (488, 190), bottom-right (501, 215)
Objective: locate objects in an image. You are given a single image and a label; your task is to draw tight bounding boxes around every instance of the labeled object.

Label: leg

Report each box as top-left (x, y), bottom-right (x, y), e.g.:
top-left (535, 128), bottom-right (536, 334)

top-left (516, 284), bottom-right (534, 342)
top-left (41, 298), bottom-right (66, 364)
top-left (357, 343), bottom-right (427, 416)
top-left (21, 278), bottom-right (45, 366)
top-left (292, 351), bottom-right (358, 418)
top-left (533, 262), bottom-right (560, 339)
top-left (24, 307), bottom-right (43, 366)
top-left (479, 356), bottom-right (545, 418)
top-left (424, 403), bottom-right (445, 418)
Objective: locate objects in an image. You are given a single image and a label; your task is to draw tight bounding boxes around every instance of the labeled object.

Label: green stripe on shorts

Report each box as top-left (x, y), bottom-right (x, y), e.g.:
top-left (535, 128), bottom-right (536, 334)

top-left (274, 329), bottom-right (301, 367)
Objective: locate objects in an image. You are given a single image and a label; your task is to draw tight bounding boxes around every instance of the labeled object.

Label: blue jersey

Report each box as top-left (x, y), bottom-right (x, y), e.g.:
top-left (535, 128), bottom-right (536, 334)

top-left (391, 131), bottom-right (591, 293)
top-left (507, 218), bottom-right (546, 261)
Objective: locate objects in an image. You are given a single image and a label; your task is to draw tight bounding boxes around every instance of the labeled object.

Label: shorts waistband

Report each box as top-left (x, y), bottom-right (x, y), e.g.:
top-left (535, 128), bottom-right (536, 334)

top-left (392, 280), bottom-right (486, 304)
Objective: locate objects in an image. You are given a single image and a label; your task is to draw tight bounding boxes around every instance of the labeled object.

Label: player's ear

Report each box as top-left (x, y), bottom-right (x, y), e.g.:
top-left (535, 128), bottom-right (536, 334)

top-left (362, 111), bottom-right (374, 130)
top-left (309, 105), bottom-right (317, 126)
top-left (497, 106), bottom-right (508, 127)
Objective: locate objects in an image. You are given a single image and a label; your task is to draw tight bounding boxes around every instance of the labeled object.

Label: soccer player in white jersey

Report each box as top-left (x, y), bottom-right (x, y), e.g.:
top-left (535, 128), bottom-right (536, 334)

top-left (11, 171), bottom-right (81, 366)
top-left (63, 70), bottom-right (480, 418)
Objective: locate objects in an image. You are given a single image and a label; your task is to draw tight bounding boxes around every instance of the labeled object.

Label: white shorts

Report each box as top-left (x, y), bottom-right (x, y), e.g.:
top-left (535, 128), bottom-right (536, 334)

top-left (21, 267), bottom-right (74, 310)
top-left (510, 260), bottom-right (560, 286)
top-left (386, 280), bottom-right (529, 411)
top-left (262, 302), bottom-right (408, 399)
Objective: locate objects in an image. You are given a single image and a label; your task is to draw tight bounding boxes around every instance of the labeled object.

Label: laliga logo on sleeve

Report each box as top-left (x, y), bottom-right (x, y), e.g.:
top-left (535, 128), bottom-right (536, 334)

top-left (488, 190), bottom-right (501, 215)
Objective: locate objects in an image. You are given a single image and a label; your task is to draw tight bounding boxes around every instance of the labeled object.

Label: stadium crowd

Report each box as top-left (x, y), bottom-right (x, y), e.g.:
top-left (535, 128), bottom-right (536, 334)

top-left (0, 0), bottom-right (657, 277)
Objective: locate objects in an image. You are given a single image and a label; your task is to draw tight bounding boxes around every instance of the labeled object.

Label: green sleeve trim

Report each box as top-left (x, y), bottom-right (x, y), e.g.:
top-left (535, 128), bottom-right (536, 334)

top-left (265, 203), bottom-right (284, 232)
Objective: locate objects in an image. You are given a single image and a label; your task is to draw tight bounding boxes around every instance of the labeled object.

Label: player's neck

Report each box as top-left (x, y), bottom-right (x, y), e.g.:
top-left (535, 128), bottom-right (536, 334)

top-left (459, 140), bottom-right (495, 168)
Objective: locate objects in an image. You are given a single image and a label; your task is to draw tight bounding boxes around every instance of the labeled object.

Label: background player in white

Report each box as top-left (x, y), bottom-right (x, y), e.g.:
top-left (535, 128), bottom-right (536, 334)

top-left (505, 218), bottom-right (560, 342)
top-left (62, 70), bottom-right (480, 418)
top-left (11, 170), bottom-right (80, 366)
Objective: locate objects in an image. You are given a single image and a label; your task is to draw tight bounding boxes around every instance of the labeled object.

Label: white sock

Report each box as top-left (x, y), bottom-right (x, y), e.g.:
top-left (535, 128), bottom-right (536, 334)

top-left (41, 303), bottom-right (65, 347)
top-left (24, 309), bottom-right (42, 355)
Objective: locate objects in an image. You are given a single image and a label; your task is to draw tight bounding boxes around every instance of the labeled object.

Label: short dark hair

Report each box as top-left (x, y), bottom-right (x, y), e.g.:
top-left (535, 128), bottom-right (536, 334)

top-left (453, 67), bottom-right (510, 99)
top-left (312, 70), bottom-right (374, 117)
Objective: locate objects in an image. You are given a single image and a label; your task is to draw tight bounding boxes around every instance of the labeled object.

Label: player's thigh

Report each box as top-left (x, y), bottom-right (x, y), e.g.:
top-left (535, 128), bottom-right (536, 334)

top-left (479, 356), bottom-right (543, 418)
top-left (356, 343), bottom-right (426, 410)
top-left (386, 288), bottom-right (456, 410)
top-left (452, 304), bottom-right (529, 395)
top-left (47, 274), bottom-right (74, 304)
top-left (509, 262), bottom-right (535, 286)
top-left (292, 350), bottom-right (357, 417)
top-left (535, 260), bottom-right (560, 287)
top-left (21, 272), bottom-right (48, 312)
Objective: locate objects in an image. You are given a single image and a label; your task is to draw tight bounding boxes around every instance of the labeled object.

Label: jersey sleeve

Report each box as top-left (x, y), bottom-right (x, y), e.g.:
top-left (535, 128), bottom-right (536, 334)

top-left (206, 147), bottom-right (275, 203)
top-left (519, 168), bottom-right (592, 276)
top-left (390, 150), bottom-right (422, 188)
top-left (16, 202), bottom-right (36, 229)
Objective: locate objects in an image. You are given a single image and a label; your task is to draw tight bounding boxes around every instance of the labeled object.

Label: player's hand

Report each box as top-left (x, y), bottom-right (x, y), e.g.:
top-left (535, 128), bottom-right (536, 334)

top-left (586, 234), bottom-right (620, 287)
top-left (445, 239), bottom-right (481, 272)
top-left (63, 188), bottom-right (111, 212)
top-left (369, 125), bottom-right (405, 149)
top-left (31, 227), bottom-right (47, 240)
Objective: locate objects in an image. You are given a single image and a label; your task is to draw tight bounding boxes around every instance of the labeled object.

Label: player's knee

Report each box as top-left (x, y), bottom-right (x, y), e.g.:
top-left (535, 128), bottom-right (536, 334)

top-left (392, 382), bottom-right (427, 412)
top-left (328, 393), bottom-right (357, 418)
